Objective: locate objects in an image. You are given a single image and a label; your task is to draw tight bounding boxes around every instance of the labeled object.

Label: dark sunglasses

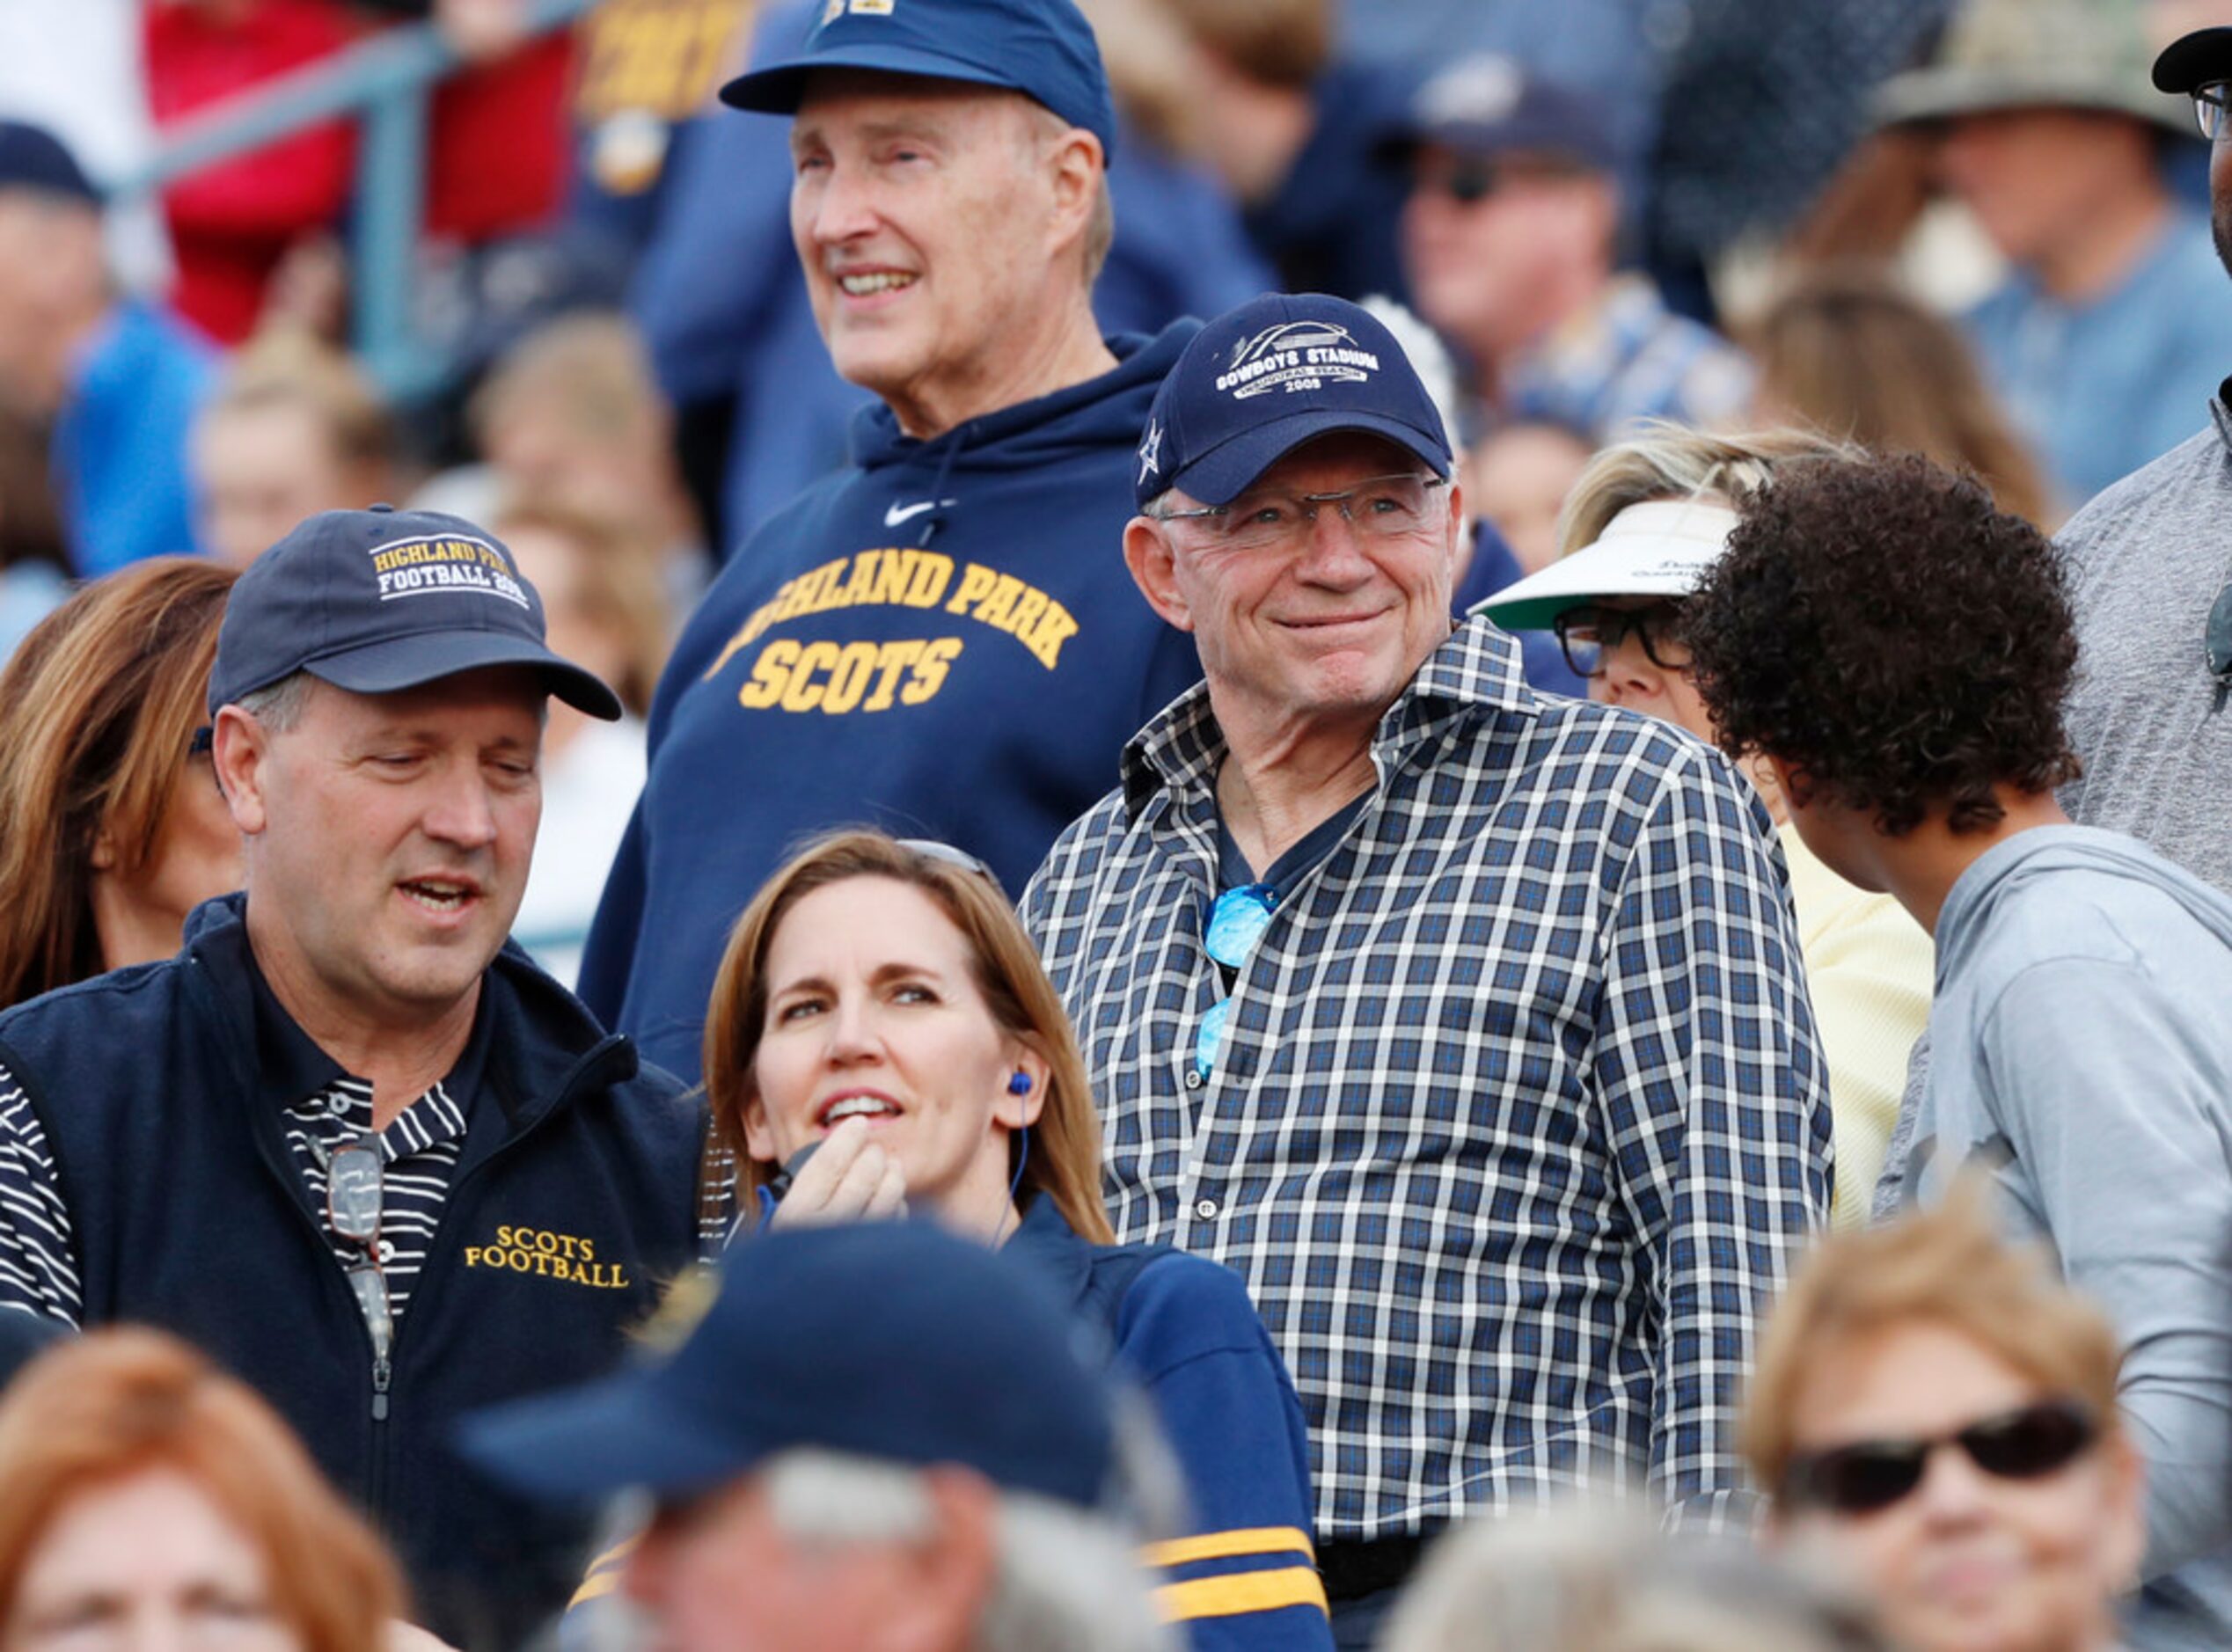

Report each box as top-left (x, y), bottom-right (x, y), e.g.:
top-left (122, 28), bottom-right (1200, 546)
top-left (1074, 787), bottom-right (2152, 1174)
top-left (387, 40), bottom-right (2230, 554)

top-left (1425, 154), bottom-right (1594, 207)
top-left (898, 837), bottom-right (1005, 896)
top-left (1782, 1400), bottom-right (2097, 1517)
top-left (1551, 603), bottom-right (1687, 678)
top-left (2207, 581), bottom-right (2232, 678)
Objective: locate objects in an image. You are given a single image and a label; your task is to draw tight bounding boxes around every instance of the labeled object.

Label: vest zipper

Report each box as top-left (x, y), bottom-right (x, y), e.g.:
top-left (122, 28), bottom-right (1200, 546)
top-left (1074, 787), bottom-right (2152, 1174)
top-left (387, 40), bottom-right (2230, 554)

top-left (250, 1036), bottom-right (633, 1520)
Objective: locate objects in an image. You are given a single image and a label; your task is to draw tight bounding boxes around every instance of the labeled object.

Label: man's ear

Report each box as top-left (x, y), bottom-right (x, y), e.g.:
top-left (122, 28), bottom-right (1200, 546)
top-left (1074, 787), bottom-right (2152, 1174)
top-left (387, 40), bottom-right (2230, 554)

top-left (879, 1467), bottom-right (999, 1652)
top-left (1123, 515), bottom-right (1194, 632)
top-left (1042, 128), bottom-right (1102, 263)
top-left (209, 705), bottom-right (272, 837)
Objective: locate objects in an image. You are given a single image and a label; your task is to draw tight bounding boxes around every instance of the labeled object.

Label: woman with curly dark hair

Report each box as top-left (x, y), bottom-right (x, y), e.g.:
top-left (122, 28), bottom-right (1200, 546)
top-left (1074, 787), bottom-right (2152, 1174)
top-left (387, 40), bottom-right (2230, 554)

top-left (1686, 450), bottom-right (2232, 1648)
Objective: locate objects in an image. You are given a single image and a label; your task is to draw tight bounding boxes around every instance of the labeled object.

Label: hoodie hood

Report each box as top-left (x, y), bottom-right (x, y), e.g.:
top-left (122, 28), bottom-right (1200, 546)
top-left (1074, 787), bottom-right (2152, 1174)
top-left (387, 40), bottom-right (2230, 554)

top-left (848, 325), bottom-right (1201, 479)
top-left (1936, 824), bottom-right (2232, 983)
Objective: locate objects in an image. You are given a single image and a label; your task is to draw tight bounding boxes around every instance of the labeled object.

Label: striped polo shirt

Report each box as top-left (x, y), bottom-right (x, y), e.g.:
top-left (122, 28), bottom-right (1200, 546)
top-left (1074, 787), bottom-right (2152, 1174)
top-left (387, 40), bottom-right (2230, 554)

top-left (0, 968), bottom-right (481, 1336)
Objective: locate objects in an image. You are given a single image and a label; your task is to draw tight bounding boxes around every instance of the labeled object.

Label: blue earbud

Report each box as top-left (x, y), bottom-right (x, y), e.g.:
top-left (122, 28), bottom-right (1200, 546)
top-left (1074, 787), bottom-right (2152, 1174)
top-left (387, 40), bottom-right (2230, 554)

top-left (1007, 1071), bottom-right (1033, 1096)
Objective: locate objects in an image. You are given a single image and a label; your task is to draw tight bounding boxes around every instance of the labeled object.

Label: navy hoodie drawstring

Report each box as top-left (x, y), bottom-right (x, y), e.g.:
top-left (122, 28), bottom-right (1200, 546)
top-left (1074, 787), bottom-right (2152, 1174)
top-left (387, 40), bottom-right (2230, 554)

top-left (915, 426), bottom-right (967, 546)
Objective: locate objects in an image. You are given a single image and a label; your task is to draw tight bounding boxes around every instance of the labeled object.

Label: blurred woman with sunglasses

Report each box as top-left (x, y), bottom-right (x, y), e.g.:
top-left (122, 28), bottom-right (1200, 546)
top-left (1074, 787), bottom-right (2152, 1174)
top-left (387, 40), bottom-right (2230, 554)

top-left (684, 829), bottom-right (1331, 1650)
top-left (1476, 426), bottom-right (1931, 1227)
top-left (1745, 1188), bottom-right (2143, 1652)
top-left (0, 558), bottom-right (239, 1009)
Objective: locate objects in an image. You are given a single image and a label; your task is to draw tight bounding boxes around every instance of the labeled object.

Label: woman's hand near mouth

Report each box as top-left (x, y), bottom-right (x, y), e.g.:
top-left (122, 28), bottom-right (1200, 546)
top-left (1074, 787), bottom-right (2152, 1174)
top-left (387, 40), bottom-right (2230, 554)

top-left (769, 1116), bottom-right (908, 1230)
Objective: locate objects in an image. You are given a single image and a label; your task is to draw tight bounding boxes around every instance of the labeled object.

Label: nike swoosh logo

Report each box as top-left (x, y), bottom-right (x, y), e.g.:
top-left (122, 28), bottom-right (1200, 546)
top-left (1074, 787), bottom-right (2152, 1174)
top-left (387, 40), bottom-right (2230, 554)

top-left (884, 498), bottom-right (957, 528)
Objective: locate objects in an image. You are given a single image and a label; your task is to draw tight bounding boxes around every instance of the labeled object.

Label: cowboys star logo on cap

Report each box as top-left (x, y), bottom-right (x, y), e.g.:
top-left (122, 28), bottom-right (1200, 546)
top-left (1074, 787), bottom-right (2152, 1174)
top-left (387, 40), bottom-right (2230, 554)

top-left (1138, 420), bottom-right (1163, 486)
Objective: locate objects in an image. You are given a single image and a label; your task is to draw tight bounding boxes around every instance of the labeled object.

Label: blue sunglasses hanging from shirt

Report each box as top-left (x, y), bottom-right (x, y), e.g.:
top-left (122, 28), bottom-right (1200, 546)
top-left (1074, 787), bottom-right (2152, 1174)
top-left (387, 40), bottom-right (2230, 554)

top-left (1196, 884), bottom-right (1278, 1078)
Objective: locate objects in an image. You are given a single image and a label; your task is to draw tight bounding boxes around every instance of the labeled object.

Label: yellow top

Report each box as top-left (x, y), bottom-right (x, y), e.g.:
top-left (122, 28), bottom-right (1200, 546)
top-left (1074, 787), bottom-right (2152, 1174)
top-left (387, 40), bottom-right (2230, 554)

top-left (1779, 822), bottom-right (1935, 1228)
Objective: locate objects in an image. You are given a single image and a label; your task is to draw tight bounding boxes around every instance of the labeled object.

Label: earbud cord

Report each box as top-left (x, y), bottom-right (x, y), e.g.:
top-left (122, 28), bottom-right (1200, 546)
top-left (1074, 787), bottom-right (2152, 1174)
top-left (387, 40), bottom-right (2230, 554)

top-left (994, 1113), bottom-right (1030, 1250)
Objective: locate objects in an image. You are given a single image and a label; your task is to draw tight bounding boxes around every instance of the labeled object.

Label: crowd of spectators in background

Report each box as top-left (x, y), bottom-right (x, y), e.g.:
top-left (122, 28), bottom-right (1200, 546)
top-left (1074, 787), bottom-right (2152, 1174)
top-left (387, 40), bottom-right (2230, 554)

top-left (3, 0), bottom-right (2232, 1649)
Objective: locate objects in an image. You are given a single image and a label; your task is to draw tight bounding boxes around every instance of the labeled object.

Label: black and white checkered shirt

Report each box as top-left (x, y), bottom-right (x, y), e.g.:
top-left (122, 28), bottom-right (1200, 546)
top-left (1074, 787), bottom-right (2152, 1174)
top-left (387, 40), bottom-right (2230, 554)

top-left (1024, 618), bottom-right (1833, 1538)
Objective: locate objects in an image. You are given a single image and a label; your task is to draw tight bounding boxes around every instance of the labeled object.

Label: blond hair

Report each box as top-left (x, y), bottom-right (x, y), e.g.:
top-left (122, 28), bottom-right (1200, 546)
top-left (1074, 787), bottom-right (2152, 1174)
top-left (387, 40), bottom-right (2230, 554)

top-left (1742, 1183), bottom-right (2124, 1502)
top-left (203, 328), bottom-right (397, 477)
top-left (1555, 422), bottom-right (1868, 559)
top-left (702, 830), bottom-right (1116, 1245)
top-left (1746, 266), bottom-right (2056, 528)
top-left (1156, 0), bottom-right (1332, 89)
top-left (488, 499), bottom-right (671, 720)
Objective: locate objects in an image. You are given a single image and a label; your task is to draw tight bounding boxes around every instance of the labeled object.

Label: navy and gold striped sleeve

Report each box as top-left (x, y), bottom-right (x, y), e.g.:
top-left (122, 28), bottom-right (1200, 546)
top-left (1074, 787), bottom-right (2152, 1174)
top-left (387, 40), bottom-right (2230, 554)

top-left (1114, 1253), bottom-right (1334, 1650)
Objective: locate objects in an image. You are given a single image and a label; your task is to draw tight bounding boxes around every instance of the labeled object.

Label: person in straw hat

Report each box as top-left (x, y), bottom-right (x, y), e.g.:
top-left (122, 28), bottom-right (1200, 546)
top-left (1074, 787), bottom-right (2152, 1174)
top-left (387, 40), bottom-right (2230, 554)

top-left (1876, 0), bottom-right (2228, 507)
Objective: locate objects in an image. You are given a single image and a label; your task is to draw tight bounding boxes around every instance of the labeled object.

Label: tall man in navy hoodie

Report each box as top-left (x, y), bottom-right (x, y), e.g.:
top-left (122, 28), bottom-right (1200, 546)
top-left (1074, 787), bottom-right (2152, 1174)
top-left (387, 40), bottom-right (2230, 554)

top-left (0, 508), bottom-right (702, 1650)
top-left (577, 0), bottom-right (1204, 1083)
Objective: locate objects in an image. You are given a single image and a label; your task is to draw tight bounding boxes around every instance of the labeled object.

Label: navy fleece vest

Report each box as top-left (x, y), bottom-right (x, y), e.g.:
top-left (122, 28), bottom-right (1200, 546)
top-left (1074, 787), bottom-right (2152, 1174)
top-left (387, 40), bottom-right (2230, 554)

top-left (0, 896), bottom-right (702, 1650)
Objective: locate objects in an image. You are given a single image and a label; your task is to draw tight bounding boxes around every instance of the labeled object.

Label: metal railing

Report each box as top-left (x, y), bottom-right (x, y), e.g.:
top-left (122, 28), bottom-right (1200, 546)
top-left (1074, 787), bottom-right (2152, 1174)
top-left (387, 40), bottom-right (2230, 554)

top-left (116, 0), bottom-right (596, 396)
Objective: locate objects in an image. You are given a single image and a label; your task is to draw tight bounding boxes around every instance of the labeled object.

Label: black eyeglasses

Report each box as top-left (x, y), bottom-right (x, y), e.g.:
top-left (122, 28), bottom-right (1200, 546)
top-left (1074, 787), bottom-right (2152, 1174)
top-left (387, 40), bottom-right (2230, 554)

top-left (2192, 80), bottom-right (2232, 143)
top-left (1551, 603), bottom-right (1688, 679)
top-left (1782, 1400), bottom-right (2097, 1517)
top-left (319, 1137), bottom-right (392, 1363)
top-left (187, 725), bottom-right (213, 758)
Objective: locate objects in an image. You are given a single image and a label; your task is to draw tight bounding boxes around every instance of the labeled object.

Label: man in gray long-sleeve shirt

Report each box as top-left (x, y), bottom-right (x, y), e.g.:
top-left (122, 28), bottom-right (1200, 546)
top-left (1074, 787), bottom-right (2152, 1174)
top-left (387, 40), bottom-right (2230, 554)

top-left (2058, 26), bottom-right (2232, 896)
top-left (1683, 451), bottom-right (2232, 1652)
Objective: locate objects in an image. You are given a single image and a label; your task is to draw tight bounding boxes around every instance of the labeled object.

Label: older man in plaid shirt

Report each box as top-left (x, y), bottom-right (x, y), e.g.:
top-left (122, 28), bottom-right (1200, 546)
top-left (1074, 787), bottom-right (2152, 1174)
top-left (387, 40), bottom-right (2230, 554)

top-left (1024, 294), bottom-right (1831, 1648)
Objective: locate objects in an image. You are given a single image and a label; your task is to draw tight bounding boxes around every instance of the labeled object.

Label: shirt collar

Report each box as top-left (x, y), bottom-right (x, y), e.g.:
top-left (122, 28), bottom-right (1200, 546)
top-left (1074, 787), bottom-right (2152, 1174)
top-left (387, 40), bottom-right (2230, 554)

top-left (246, 948), bottom-right (491, 1115)
top-left (1121, 614), bottom-right (1538, 818)
top-left (1000, 1195), bottom-right (1095, 1312)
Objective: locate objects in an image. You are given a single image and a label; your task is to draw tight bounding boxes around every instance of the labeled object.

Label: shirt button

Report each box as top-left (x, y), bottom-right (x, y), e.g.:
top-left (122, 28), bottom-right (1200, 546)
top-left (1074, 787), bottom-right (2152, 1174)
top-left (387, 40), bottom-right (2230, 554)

top-left (1185, 1070), bottom-right (1204, 1091)
top-left (1195, 1198), bottom-right (1218, 1220)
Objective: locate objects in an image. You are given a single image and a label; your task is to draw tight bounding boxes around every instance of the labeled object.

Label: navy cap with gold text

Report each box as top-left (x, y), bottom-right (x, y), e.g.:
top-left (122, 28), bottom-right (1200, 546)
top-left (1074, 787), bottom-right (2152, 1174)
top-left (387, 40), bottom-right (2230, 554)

top-left (209, 506), bottom-right (622, 720)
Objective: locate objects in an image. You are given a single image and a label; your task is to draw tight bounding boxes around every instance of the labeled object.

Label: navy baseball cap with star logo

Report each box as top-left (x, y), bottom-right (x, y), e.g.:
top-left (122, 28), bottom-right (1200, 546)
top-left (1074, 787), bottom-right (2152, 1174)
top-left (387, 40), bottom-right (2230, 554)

top-left (1135, 292), bottom-right (1453, 511)
top-left (719, 0), bottom-right (1116, 157)
top-left (209, 506), bottom-right (623, 720)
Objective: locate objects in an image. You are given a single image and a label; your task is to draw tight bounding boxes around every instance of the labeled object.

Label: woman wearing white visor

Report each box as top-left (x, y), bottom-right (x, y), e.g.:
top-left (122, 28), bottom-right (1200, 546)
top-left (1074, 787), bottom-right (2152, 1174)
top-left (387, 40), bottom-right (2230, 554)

top-left (1479, 426), bottom-right (1933, 1227)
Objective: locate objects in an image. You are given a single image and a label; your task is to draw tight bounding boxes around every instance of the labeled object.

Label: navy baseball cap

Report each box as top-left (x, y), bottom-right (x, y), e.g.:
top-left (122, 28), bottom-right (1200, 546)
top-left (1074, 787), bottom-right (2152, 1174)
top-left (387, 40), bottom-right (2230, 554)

top-left (0, 121), bottom-right (100, 207)
top-left (719, 0), bottom-right (1116, 157)
top-left (1136, 293), bottom-right (1454, 510)
top-left (209, 507), bottom-right (622, 720)
top-left (2154, 28), bottom-right (2232, 94)
top-left (457, 1221), bottom-right (1120, 1508)
top-left (1377, 55), bottom-right (1622, 175)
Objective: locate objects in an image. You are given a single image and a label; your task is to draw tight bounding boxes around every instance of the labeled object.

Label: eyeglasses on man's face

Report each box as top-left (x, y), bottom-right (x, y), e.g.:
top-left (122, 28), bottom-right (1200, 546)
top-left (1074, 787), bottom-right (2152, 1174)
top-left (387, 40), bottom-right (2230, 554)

top-left (2192, 81), bottom-right (2232, 143)
top-left (1149, 473), bottom-right (1447, 554)
top-left (1551, 603), bottom-right (1689, 679)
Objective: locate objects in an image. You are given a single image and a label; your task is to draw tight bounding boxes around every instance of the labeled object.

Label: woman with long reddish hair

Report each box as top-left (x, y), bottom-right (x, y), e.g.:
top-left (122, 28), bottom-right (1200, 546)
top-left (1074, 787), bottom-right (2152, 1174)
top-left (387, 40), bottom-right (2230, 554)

top-left (0, 558), bottom-right (239, 1008)
top-left (0, 1327), bottom-right (405, 1652)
